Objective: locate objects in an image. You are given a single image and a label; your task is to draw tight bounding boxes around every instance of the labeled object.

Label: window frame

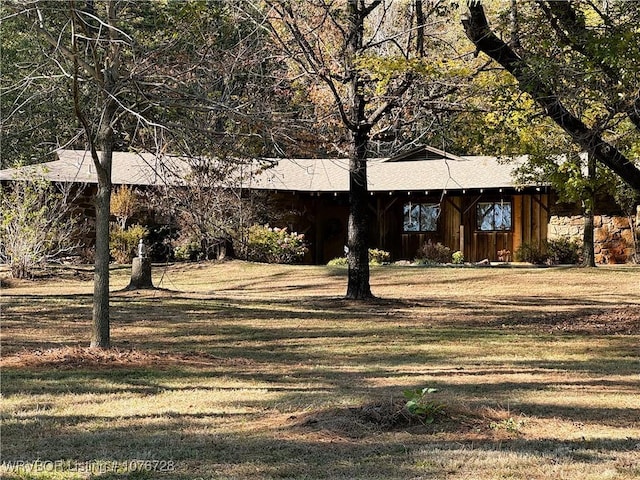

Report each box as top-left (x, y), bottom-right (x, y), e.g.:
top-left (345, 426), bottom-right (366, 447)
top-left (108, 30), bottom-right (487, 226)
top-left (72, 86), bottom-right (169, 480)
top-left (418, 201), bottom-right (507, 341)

top-left (476, 201), bottom-right (513, 232)
top-left (403, 202), bottom-right (440, 233)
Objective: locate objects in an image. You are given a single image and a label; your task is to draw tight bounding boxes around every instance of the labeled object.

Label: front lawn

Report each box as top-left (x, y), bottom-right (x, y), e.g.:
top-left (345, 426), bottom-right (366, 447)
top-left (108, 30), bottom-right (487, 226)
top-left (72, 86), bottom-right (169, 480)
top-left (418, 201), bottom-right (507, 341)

top-left (1, 262), bottom-right (639, 479)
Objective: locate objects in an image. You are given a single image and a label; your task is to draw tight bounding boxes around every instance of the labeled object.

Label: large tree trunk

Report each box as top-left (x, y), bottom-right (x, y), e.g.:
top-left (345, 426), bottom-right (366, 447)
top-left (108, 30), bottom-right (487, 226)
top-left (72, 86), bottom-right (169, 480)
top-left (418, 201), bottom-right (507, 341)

top-left (88, 2), bottom-right (120, 348)
top-left (91, 169), bottom-right (111, 348)
top-left (90, 115), bottom-right (115, 348)
top-left (345, 0), bottom-right (373, 300)
top-left (582, 209), bottom-right (595, 267)
top-left (90, 111), bottom-right (115, 348)
top-left (346, 127), bottom-right (373, 299)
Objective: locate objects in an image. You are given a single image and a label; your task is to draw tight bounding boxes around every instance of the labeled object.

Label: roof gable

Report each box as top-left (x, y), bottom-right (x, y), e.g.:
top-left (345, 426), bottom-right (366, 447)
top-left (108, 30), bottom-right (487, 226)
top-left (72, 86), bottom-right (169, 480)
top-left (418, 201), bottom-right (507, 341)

top-left (383, 145), bottom-right (466, 163)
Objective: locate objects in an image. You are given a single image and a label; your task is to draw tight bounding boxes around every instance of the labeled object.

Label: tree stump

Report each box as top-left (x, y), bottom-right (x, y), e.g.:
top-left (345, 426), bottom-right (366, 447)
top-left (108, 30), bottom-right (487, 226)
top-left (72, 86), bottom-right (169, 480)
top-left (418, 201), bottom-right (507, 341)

top-left (126, 257), bottom-right (154, 290)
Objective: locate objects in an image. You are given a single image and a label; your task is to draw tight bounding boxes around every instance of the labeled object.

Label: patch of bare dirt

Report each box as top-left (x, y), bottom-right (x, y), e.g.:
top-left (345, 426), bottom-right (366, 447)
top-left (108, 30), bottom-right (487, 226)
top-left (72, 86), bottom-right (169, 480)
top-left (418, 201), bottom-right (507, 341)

top-left (506, 307), bottom-right (640, 335)
top-left (290, 399), bottom-right (513, 440)
top-left (0, 346), bottom-right (256, 371)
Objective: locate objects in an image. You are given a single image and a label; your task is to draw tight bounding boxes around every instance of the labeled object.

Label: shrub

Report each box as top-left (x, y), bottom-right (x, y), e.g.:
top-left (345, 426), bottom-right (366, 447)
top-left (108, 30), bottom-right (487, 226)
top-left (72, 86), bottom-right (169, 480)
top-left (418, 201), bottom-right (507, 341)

top-left (109, 224), bottom-right (148, 264)
top-left (515, 239), bottom-right (582, 265)
top-left (452, 250), bottom-right (464, 264)
top-left (415, 240), bottom-right (452, 264)
top-left (245, 225), bottom-right (307, 264)
top-left (547, 238), bottom-right (581, 265)
top-left (0, 175), bottom-right (82, 278)
top-left (369, 248), bottom-right (391, 265)
top-left (515, 241), bottom-right (547, 264)
top-left (173, 239), bottom-right (202, 262)
top-left (327, 248), bottom-right (391, 267)
top-left (327, 256), bottom-right (348, 267)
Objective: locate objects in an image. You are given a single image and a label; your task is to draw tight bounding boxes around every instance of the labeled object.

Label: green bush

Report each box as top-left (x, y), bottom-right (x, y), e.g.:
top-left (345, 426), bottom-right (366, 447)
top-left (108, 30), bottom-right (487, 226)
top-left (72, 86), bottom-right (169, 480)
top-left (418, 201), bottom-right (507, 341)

top-left (547, 238), bottom-right (581, 265)
top-left (327, 248), bottom-right (391, 267)
top-left (514, 241), bottom-right (547, 264)
top-left (327, 256), bottom-right (348, 267)
top-left (415, 240), bottom-right (452, 264)
top-left (515, 239), bottom-right (581, 265)
top-left (245, 225), bottom-right (307, 264)
top-left (173, 239), bottom-right (202, 262)
top-left (369, 248), bottom-right (391, 265)
top-left (452, 250), bottom-right (464, 264)
top-left (110, 224), bottom-right (148, 264)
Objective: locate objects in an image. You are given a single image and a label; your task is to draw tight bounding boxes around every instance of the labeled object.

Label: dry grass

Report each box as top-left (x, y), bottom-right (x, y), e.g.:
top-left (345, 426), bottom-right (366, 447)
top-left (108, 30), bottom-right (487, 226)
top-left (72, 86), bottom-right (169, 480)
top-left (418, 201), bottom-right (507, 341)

top-left (1, 261), bottom-right (639, 479)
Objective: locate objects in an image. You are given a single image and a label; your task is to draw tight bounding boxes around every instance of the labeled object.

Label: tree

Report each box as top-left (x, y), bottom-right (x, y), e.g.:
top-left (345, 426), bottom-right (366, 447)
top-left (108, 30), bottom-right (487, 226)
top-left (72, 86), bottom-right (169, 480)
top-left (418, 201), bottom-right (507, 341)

top-left (154, 156), bottom-right (266, 261)
top-left (254, 0), bottom-right (468, 298)
top-left (613, 181), bottom-right (640, 263)
top-left (461, 0), bottom-right (640, 193)
top-left (3, 0), bottom-right (287, 347)
top-left (0, 171), bottom-right (83, 278)
top-left (5, 1), bottom-right (129, 348)
top-left (0, 10), bottom-right (79, 167)
top-left (110, 186), bottom-right (140, 230)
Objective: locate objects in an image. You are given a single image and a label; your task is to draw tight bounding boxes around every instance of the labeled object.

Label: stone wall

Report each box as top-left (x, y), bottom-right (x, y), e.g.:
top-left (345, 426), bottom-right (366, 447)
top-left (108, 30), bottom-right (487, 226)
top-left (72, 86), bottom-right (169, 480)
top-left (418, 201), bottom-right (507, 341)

top-left (548, 206), bottom-right (640, 264)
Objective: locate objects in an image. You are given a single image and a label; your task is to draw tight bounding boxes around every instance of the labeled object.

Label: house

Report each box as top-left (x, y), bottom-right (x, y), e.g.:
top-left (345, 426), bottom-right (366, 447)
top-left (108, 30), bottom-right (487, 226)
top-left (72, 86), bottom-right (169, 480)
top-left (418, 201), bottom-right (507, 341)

top-left (1, 146), bottom-right (637, 264)
top-left (249, 145), bottom-right (550, 263)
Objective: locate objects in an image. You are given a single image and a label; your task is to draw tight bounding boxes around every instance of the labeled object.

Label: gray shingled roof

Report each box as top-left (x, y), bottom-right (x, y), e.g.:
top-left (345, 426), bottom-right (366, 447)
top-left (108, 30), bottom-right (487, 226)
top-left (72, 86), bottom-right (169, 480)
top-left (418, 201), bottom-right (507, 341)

top-left (250, 155), bottom-right (528, 192)
top-left (0, 147), bottom-right (531, 192)
top-left (0, 150), bottom-right (189, 186)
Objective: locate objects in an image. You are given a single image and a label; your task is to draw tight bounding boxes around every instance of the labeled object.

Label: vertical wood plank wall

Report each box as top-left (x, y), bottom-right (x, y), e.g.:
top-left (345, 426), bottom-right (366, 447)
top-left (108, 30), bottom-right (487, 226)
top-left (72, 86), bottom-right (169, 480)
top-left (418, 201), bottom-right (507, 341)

top-left (513, 193), bottom-right (549, 256)
top-left (394, 192), bottom-right (550, 262)
top-left (275, 190), bottom-right (550, 264)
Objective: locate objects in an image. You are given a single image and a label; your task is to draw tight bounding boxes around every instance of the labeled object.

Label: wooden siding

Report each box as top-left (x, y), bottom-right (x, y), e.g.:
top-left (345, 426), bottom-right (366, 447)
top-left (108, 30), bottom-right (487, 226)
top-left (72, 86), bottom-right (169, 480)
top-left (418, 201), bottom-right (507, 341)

top-left (270, 190), bottom-right (550, 264)
top-left (391, 192), bottom-right (550, 262)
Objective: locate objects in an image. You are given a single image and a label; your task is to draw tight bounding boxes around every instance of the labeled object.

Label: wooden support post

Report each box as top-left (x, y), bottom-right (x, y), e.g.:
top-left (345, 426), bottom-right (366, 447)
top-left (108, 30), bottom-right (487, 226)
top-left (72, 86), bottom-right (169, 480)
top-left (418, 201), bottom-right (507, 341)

top-left (459, 225), bottom-right (464, 255)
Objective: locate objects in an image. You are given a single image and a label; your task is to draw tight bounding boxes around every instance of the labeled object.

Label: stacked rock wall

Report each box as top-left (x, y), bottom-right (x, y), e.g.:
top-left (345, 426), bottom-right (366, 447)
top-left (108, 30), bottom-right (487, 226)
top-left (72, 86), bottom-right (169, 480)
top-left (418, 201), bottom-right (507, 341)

top-left (548, 207), bottom-right (640, 264)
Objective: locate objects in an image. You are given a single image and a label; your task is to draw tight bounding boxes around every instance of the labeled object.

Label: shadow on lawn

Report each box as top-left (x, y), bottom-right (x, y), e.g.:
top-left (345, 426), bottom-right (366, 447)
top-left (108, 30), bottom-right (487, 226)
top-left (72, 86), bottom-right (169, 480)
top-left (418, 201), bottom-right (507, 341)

top-left (1, 407), bottom-right (638, 479)
top-left (2, 291), bottom-right (639, 375)
top-left (3, 284), bottom-right (639, 478)
top-left (3, 353), bottom-right (639, 425)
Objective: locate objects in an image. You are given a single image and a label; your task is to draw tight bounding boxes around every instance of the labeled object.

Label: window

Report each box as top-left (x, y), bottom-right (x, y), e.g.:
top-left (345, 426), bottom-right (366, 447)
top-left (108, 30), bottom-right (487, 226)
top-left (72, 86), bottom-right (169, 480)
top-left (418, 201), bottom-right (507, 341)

top-left (403, 203), bottom-right (439, 232)
top-left (477, 201), bottom-right (512, 231)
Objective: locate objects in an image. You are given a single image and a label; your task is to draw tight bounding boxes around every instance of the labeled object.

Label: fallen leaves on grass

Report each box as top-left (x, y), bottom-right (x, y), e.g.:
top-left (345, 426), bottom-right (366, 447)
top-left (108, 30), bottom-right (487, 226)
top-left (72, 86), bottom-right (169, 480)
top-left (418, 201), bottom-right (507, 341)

top-left (0, 346), bottom-right (255, 371)
top-left (503, 307), bottom-right (640, 335)
top-left (291, 399), bottom-right (526, 442)
top-left (550, 308), bottom-right (640, 334)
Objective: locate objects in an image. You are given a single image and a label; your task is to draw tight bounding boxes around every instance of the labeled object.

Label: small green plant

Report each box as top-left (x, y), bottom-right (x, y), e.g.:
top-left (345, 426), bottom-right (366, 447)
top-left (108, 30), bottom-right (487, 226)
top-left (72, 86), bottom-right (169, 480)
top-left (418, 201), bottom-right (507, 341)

top-left (173, 239), bottom-right (202, 262)
top-left (327, 256), bottom-right (348, 267)
top-left (327, 248), bottom-right (391, 267)
top-left (403, 387), bottom-right (445, 424)
top-left (452, 250), bottom-right (464, 264)
top-left (110, 224), bottom-right (148, 264)
top-left (490, 417), bottom-right (524, 433)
